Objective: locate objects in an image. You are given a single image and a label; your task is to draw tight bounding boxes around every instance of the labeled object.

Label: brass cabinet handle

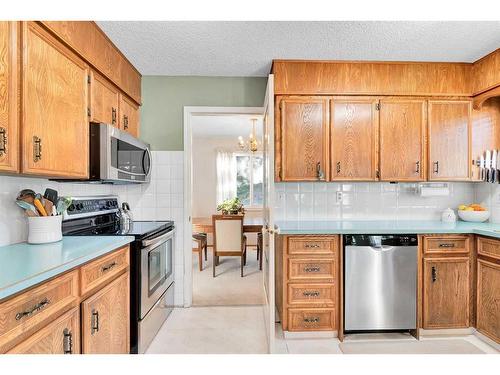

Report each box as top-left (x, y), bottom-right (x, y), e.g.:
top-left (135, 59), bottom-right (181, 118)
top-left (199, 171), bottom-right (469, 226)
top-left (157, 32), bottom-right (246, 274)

top-left (415, 161), bottom-right (420, 174)
top-left (438, 243), bottom-right (455, 248)
top-left (431, 266), bottom-right (437, 283)
top-left (91, 309), bottom-right (99, 334)
top-left (111, 107), bottom-right (117, 125)
top-left (304, 244), bottom-right (320, 248)
top-left (336, 161), bottom-right (341, 174)
top-left (15, 298), bottom-right (50, 321)
top-left (304, 266), bottom-right (321, 273)
top-left (63, 328), bottom-right (73, 354)
top-left (33, 136), bottom-right (42, 162)
top-left (101, 261), bottom-right (117, 273)
top-left (316, 162), bottom-right (325, 181)
top-left (0, 127), bottom-right (7, 156)
top-left (123, 115), bottom-right (129, 130)
top-left (302, 291), bottom-right (320, 297)
top-left (303, 317), bottom-right (320, 323)
top-left (433, 161), bottom-right (439, 174)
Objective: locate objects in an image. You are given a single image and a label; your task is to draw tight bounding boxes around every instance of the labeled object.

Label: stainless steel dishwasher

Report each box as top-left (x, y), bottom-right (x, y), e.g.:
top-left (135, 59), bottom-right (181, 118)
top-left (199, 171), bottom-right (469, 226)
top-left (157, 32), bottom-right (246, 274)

top-left (344, 234), bottom-right (417, 332)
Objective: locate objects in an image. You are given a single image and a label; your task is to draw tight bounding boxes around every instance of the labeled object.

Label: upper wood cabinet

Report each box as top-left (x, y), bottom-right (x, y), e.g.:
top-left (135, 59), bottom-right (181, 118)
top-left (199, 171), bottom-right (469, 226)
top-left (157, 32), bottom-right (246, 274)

top-left (423, 257), bottom-right (470, 329)
top-left (21, 22), bottom-right (89, 179)
top-left (81, 272), bottom-right (129, 354)
top-left (330, 97), bottom-right (378, 180)
top-left (89, 70), bottom-right (120, 127)
top-left (0, 21), bottom-right (19, 173)
top-left (379, 99), bottom-right (427, 181)
top-left (119, 93), bottom-right (140, 138)
top-left (428, 100), bottom-right (471, 181)
top-left (276, 96), bottom-right (329, 181)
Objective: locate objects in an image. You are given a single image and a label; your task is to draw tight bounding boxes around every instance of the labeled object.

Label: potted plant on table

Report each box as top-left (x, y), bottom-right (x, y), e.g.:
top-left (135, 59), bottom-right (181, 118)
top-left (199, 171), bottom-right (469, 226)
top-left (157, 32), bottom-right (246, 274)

top-left (217, 197), bottom-right (244, 215)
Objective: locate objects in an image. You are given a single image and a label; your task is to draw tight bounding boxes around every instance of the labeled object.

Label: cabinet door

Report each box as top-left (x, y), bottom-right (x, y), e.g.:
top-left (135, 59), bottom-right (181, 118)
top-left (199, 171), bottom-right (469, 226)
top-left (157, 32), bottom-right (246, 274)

top-left (428, 100), bottom-right (471, 180)
top-left (379, 99), bottom-right (426, 181)
top-left (423, 257), bottom-right (469, 329)
top-left (89, 70), bottom-right (119, 127)
top-left (0, 21), bottom-right (19, 173)
top-left (119, 93), bottom-right (140, 137)
top-left (476, 259), bottom-right (499, 343)
top-left (81, 272), bottom-right (129, 354)
top-left (330, 97), bottom-right (378, 180)
top-left (7, 307), bottom-right (80, 354)
top-left (21, 22), bottom-right (89, 178)
top-left (276, 96), bottom-right (329, 181)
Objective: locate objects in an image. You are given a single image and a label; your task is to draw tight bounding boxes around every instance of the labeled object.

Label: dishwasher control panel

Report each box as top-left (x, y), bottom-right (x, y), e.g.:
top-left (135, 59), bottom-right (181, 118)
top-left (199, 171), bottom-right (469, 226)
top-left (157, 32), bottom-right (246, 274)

top-left (344, 234), bottom-right (418, 247)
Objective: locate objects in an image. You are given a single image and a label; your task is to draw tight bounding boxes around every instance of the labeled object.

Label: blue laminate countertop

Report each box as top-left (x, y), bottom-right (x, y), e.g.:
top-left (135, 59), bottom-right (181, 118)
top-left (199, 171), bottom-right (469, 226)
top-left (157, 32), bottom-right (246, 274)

top-left (0, 236), bottom-right (134, 301)
top-left (276, 220), bottom-right (500, 238)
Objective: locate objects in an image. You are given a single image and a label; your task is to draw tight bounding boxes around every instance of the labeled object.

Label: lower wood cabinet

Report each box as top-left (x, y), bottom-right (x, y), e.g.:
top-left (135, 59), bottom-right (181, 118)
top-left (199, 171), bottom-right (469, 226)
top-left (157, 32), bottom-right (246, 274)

top-left (476, 258), bottom-right (500, 343)
top-left (81, 272), bottom-right (129, 354)
top-left (8, 307), bottom-right (80, 354)
top-left (423, 257), bottom-right (470, 329)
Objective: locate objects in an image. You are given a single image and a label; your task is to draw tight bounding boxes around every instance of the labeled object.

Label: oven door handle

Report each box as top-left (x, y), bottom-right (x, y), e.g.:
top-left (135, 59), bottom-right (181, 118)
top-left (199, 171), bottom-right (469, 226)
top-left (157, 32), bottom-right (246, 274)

top-left (142, 229), bottom-right (175, 248)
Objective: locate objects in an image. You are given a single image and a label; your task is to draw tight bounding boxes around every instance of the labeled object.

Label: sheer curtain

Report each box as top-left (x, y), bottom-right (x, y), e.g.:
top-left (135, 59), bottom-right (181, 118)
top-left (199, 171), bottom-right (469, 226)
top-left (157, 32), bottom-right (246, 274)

top-left (216, 150), bottom-right (237, 205)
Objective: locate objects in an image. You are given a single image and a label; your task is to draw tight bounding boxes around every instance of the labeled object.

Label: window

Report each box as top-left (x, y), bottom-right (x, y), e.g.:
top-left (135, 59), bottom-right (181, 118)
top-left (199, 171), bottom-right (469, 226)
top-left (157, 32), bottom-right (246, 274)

top-left (235, 152), bottom-right (263, 208)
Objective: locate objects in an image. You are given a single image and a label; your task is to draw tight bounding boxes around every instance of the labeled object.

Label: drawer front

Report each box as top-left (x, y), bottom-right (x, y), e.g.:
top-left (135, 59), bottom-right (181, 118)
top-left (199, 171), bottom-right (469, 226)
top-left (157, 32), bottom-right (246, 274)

top-left (424, 236), bottom-right (470, 254)
top-left (80, 246), bottom-right (129, 297)
top-left (288, 259), bottom-right (335, 281)
top-left (0, 270), bottom-right (79, 353)
top-left (287, 283), bottom-right (336, 306)
top-left (8, 307), bottom-right (80, 354)
top-left (287, 308), bottom-right (336, 331)
top-left (477, 237), bottom-right (500, 260)
top-left (288, 236), bottom-right (337, 256)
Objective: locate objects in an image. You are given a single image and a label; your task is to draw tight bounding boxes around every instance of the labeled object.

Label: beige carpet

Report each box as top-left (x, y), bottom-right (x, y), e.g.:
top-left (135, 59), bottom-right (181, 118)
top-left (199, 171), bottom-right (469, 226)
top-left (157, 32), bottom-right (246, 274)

top-left (192, 249), bottom-right (265, 306)
top-left (339, 339), bottom-right (485, 354)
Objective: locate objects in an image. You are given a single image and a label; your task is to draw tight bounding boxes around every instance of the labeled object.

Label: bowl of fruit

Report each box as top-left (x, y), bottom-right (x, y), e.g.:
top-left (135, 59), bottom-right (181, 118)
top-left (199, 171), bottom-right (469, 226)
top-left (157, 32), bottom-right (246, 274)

top-left (457, 204), bottom-right (490, 222)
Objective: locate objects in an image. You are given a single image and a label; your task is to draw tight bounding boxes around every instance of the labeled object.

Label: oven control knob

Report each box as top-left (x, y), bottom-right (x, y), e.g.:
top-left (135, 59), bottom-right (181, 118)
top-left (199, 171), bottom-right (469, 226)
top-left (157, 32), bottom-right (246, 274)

top-left (68, 204), bottom-right (75, 212)
top-left (76, 203), bottom-right (84, 211)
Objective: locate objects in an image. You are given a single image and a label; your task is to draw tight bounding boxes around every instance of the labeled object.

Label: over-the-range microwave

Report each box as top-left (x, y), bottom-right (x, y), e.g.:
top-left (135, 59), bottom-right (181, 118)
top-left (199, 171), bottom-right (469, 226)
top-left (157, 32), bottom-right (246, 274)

top-left (88, 122), bottom-right (152, 184)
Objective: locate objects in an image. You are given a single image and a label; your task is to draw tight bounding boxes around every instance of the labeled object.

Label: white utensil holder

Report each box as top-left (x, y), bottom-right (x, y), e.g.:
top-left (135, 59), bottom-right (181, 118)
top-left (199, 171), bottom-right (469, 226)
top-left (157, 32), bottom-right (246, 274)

top-left (27, 215), bottom-right (63, 244)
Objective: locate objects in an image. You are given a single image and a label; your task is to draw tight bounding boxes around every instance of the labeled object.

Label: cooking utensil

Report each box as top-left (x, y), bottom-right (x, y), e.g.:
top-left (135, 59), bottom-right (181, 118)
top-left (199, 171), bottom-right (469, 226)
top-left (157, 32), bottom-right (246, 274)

top-left (56, 197), bottom-right (72, 215)
top-left (44, 199), bottom-right (54, 216)
top-left (15, 200), bottom-right (39, 217)
top-left (16, 189), bottom-right (35, 204)
top-left (497, 149), bottom-right (500, 184)
top-left (492, 150), bottom-right (497, 183)
top-left (480, 154), bottom-right (485, 181)
top-left (43, 188), bottom-right (58, 204)
top-left (33, 197), bottom-right (48, 216)
top-left (485, 150), bottom-right (491, 182)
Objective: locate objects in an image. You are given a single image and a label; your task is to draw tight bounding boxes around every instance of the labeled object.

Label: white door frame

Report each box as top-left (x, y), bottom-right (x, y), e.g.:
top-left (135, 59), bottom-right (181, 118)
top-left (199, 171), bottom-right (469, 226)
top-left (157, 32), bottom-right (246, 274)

top-left (183, 106), bottom-right (263, 307)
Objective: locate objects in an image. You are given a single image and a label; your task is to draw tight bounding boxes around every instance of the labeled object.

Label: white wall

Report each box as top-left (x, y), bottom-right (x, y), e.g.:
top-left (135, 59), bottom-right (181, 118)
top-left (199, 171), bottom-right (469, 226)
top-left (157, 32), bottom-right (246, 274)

top-left (474, 183), bottom-right (500, 223)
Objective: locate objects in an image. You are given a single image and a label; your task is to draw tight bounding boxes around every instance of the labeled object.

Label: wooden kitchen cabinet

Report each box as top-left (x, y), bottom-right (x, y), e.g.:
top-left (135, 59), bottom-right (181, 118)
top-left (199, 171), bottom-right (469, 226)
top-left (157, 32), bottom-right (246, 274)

top-left (428, 100), bottom-right (471, 181)
top-left (119, 93), bottom-right (140, 137)
top-left (0, 21), bottom-right (19, 173)
top-left (81, 272), bottom-right (129, 354)
top-left (330, 97), bottom-right (379, 180)
top-left (423, 257), bottom-right (470, 329)
top-left (379, 99), bottom-right (427, 181)
top-left (275, 96), bottom-right (329, 181)
top-left (476, 259), bottom-right (500, 343)
top-left (21, 22), bottom-right (89, 178)
top-left (8, 307), bottom-right (80, 354)
top-left (89, 70), bottom-right (120, 127)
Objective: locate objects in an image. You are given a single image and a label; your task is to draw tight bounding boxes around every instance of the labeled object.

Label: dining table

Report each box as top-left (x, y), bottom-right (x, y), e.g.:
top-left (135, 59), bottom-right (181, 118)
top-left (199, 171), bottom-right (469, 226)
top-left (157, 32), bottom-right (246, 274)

top-left (192, 216), bottom-right (263, 234)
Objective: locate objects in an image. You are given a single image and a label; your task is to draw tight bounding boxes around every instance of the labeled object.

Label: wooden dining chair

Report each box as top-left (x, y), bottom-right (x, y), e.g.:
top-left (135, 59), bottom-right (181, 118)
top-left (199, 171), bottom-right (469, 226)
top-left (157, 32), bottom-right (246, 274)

top-left (257, 232), bottom-right (263, 271)
top-left (192, 233), bottom-right (208, 271)
top-left (212, 214), bottom-right (247, 277)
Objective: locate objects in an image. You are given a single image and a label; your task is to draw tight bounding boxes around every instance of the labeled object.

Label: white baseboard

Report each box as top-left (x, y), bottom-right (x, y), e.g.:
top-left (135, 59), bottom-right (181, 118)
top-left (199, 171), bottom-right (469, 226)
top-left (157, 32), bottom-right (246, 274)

top-left (283, 331), bottom-right (337, 340)
top-left (419, 327), bottom-right (475, 337)
top-left (474, 331), bottom-right (500, 351)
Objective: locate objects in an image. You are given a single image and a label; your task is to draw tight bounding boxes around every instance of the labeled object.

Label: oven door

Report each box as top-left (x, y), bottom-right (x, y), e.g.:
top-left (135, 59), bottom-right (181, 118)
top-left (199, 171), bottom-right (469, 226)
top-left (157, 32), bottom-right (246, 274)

top-left (140, 229), bottom-right (174, 319)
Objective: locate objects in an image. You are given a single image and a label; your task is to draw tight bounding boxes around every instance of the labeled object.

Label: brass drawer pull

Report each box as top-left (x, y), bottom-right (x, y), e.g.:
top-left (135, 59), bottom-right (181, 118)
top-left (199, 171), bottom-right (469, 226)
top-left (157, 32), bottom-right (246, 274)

top-left (111, 107), bottom-right (117, 125)
top-left (438, 243), bottom-right (455, 248)
top-left (63, 328), bottom-right (73, 354)
top-left (302, 291), bottom-right (320, 297)
top-left (101, 261), bottom-right (117, 273)
top-left (415, 161), bottom-right (420, 174)
top-left (0, 127), bottom-right (7, 156)
top-left (91, 309), bottom-right (99, 335)
top-left (15, 298), bottom-right (50, 321)
top-left (123, 115), bottom-right (129, 130)
top-left (316, 162), bottom-right (325, 181)
top-left (303, 317), bottom-right (320, 323)
top-left (33, 136), bottom-right (42, 162)
top-left (431, 266), bottom-right (437, 282)
top-left (336, 161), bottom-right (341, 174)
top-left (304, 244), bottom-right (321, 248)
top-left (304, 266), bottom-right (321, 273)
top-left (433, 161), bottom-right (439, 174)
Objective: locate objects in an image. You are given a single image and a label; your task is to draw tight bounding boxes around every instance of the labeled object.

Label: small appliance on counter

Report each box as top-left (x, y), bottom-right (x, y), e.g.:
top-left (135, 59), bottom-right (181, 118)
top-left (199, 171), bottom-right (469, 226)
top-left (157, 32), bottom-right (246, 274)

top-left (61, 195), bottom-right (174, 354)
top-left (441, 208), bottom-right (457, 223)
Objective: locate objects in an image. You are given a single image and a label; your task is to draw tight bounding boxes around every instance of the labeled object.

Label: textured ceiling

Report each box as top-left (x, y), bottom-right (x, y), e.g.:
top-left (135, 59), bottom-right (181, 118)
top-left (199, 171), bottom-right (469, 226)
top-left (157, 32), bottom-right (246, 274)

top-left (96, 21), bottom-right (500, 76)
top-left (192, 115), bottom-right (263, 138)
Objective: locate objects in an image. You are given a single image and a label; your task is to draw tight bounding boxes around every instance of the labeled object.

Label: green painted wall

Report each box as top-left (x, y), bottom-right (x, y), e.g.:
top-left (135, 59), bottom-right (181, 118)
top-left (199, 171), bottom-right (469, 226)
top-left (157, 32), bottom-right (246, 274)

top-left (140, 76), bottom-right (268, 150)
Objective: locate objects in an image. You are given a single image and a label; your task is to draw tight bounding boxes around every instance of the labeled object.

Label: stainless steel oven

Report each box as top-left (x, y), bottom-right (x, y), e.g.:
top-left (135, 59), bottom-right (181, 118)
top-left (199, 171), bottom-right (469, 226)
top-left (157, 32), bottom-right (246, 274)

top-left (90, 122), bottom-right (151, 184)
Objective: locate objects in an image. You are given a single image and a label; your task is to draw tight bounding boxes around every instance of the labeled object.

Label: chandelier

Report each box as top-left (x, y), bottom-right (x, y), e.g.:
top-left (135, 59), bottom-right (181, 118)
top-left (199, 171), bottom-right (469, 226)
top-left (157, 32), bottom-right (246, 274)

top-left (238, 118), bottom-right (259, 152)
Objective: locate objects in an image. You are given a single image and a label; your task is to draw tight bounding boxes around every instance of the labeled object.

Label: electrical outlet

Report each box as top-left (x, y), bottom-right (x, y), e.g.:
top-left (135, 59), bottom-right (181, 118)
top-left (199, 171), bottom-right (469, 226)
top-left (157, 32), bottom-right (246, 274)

top-left (336, 191), bottom-right (343, 203)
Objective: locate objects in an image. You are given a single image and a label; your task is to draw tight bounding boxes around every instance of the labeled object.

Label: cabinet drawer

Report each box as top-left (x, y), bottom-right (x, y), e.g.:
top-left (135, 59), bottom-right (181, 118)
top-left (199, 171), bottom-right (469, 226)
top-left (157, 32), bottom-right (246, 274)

top-left (288, 259), bottom-right (335, 281)
top-left (0, 270), bottom-right (79, 353)
top-left (287, 283), bottom-right (336, 306)
top-left (287, 308), bottom-right (336, 331)
top-left (424, 236), bottom-right (470, 255)
top-left (80, 246), bottom-right (129, 297)
top-left (477, 237), bottom-right (500, 260)
top-left (8, 307), bottom-right (80, 354)
top-left (288, 236), bottom-right (337, 256)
